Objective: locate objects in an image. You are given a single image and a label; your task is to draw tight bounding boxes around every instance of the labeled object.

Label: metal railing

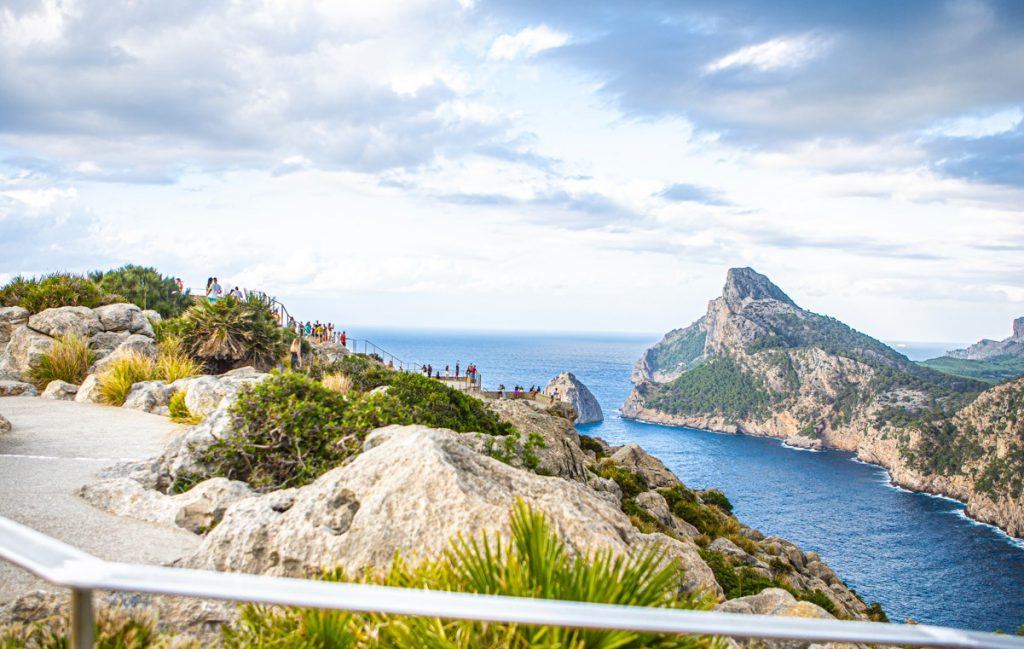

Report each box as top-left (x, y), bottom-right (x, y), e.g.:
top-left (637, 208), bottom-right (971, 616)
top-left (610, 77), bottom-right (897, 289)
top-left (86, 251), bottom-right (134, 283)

top-left (1, 516), bottom-right (1020, 649)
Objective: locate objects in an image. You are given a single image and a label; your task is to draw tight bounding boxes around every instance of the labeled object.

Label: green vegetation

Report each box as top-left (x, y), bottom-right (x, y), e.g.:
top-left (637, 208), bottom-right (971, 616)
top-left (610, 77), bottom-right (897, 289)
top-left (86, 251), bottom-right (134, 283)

top-left (191, 368), bottom-right (516, 492)
top-left (154, 338), bottom-right (203, 383)
top-left (0, 605), bottom-right (196, 649)
top-left (223, 502), bottom-right (721, 649)
top-left (660, 485), bottom-right (738, 541)
top-left (91, 264), bottom-right (191, 318)
top-left (647, 355), bottom-right (777, 419)
top-left (0, 273), bottom-right (117, 313)
top-left (920, 354), bottom-right (1024, 385)
top-left (578, 434), bottom-right (607, 458)
top-left (171, 295), bottom-right (288, 372)
top-left (168, 390), bottom-right (201, 425)
top-left (482, 431), bottom-right (546, 471)
top-left (97, 352), bottom-right (159, 406)
top-left (26, 334), bottom-right (94, 389)
top-left (647, 324), bottom-right (708, 374)
top-left (699, 489), bottom-right (733, 514)
top-left (698, 549), bottom-right (838, 616)
top-left (743, 310), bottom-right (907, 368)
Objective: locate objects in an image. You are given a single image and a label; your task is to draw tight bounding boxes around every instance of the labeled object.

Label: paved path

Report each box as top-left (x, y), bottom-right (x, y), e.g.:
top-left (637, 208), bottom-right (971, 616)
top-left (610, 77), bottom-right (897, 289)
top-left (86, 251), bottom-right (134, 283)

top-left (0, 397), bottom-right (200, 603)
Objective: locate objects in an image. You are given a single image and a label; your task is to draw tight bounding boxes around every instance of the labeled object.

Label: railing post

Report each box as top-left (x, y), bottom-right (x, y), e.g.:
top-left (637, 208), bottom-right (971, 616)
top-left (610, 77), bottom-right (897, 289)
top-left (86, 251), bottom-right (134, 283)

top-left (70, 588), bottom-right (94, 649)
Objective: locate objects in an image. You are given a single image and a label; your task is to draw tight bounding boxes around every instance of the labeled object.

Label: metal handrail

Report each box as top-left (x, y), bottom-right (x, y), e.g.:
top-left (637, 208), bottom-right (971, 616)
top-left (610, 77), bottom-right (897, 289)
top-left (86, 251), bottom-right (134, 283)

top-left (1, 516), bottom-right (1020, 649)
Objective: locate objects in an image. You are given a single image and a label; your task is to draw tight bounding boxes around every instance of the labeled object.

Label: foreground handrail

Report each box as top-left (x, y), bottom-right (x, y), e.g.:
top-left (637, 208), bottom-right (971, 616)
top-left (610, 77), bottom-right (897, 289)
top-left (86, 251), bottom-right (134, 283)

top-left (1, 517), bottom-right (1020, 649)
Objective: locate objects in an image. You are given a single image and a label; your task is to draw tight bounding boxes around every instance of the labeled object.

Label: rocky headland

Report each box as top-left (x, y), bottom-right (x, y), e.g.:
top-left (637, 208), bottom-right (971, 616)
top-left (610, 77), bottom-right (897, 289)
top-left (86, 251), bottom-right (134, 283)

top-left (622, 267), bottom-right (1024, 538)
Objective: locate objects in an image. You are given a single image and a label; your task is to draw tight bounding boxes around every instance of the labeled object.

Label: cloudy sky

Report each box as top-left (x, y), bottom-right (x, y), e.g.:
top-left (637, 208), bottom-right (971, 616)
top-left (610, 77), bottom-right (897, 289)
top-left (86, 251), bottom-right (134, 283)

top-left (2, 0), bottom-right (1022, 342)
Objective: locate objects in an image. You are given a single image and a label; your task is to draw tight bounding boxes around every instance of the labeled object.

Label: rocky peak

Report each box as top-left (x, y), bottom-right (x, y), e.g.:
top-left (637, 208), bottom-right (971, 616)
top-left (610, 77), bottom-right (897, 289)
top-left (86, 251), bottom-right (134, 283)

top-left (545, 371), bottom-right (603, 424)
top-left (721, 267), bottom-right (796, 310)
top-left (1014, 316), bottom-right (1024, 341)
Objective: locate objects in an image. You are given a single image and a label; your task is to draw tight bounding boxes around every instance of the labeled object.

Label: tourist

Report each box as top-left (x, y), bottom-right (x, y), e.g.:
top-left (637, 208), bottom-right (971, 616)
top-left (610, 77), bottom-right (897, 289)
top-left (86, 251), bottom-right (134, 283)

top-left (340, 330), bottom-right (347, 347)
top-left (175, 277), bottom-right (184, 293)
top-left (289, 336), bottom-right (302, 369)
top-left (210, 277), bottom-right (223, 301)
top-left (498, 384), bottom-right (505, 398)
top-left (327, 323), bottom-right (334, 343)
top-left (444, 365), bottom-right (450, 379)
top-left (427, 364), bottom-right (433, 377)
top-left (387, 359), bottom-right (394, 369)
top-left (204, 277), bottom-right (213, 297)
top-left (229, 286), bottom-right (243, 299)
top-left (455, 361), bottom-right (460, 380)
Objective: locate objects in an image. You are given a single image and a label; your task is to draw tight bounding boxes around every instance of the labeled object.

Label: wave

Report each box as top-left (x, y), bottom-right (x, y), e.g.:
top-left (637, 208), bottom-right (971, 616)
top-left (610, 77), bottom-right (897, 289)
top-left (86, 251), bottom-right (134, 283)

top-left (949, 509), bottom-right (1024, 551)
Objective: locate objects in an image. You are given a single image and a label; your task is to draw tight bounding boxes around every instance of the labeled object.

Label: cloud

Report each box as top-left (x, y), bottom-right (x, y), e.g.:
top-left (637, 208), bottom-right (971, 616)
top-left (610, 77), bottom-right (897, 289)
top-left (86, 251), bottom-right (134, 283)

top-left (704, 33), bottom-right (830, 74)
top-left (658, 183), bottom-right (731, 205)
top-left (488, 25), bottom-right (570, 61)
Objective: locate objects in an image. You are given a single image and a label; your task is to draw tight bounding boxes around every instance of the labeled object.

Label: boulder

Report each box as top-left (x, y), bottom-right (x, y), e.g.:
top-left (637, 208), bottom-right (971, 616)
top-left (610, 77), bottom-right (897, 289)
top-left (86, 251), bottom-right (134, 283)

top-left (155, 402), bottom-right (237, 488)
top-left (183, 371), bottom-right (266, 418)
top-left (0, 380), bottom-right (38, 397)
top-left (708, 537), bottom-right (759, 566)
top-left (74, 374), bottom-right (103, 404)
top-left (5, 326), bottom-right (53, 375)
top-left (641, 533), bottom-right (723, 600)
top-left (41, 380), bottom-right (79, 401)
top-left (544, 371), bottom-right (603, 424)
top-left (79, 477), bottom-right (254, 534)
top-left (88, 330), bottom-right (131, 358)
top-left (636, 490), bottom-right (699, 538)
top-left (0, 306), bottom-right (29, 345)
top-left (608, 443), bottom-right (682, 489)
top-left (184, 425), bottom-right (646, 578)
top-left (122, 380), bottom-right (177, 415)
top-left (0, 413), bottom-right (10, 434)
top-left (142, 309), bottom-right (162, 323)
top-left (93, 303), bottom-right (154, 335)
top-left (27, 306), bottom-right (101, 338)
top-left (486, 398), bottom-right (590, 481)
top-left (90, 334), bottom-right (159, 373)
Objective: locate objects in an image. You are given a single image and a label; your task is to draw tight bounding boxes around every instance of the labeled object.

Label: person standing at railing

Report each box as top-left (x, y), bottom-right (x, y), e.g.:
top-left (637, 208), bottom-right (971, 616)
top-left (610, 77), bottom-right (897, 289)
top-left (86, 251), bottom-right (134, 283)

top-left (340, 330), bottom-right (347, 347)
top-left (455, 361), bottom-right (460, 380)
top-left (290, 336), bottom-right (302, 369)
top-left (210, 277), bottom-right (223, 302)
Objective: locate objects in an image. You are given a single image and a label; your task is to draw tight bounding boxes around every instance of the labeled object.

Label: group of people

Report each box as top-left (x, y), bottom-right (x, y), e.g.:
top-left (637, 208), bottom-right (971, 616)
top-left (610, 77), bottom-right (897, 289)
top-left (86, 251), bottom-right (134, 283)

top-left (301, 321), bottom-right (347, 345)
top-left (495, 384), bottom-right (542, 399)
top-left (203, 277), bottom-right (262, 303)
top-left (419, 361), bottom-right (479, 384)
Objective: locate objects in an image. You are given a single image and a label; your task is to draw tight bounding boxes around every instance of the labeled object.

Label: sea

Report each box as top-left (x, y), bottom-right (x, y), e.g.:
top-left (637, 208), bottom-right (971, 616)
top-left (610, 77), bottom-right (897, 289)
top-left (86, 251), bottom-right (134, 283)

top-left (356, 327), bottom-right (1024, 632)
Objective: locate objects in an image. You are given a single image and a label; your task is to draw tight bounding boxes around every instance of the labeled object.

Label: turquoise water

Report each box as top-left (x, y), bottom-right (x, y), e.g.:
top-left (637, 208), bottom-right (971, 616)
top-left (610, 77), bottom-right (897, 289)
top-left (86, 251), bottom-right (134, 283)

top-left (356, 328), bottom-right (1024, 632)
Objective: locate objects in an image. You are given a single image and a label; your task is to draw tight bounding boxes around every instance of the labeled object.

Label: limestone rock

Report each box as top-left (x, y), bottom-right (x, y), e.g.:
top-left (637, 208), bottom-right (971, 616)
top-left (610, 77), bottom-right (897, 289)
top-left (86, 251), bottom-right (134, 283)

top-left (122, 380), bottom-right (177, 415)
top-left (708, 537), bottom-right (758, 566)
top-left (90, 334), bottom-right (159, 373)
top-left (74, 374), bottom-right (103, 403)
top-left (5, 326), bottom-right (53, 375)
top-left (641, 532), bottom-right (723, 600)
top-left (608, 443), bottom-right (682, 489)
top-left (0, 413), bottom-right (10, 434)
top-left (636, 490), bottom-right (699, 538)
top-left (142, 309), bottom-right (163, 323)
top-left (947, 315), bottom-right (1024, 360)
top-left (27, 306), bottom-right (101, 338)
top-left (784, 435), bottom-right (822, 451)
top-left (155, 402), bottom-right (237, 488)
top-left (486, 398), bottom-right (590, 481)
top-left (0, 380), bottom-right (38, 397)
top-left (93, 303), bottom-right (154, 335)
top-left (544, 371), bottom-right (603, 424)
top-left (0, 306), bottom-right (29, 345)
top-left (41, 380), bottom-right (79, 400)
top-left (79, 477), bottom-right (254, 534)
top-left (184, 425), bottom-right (643, 578)
top-left (88, 330), bottom-right (132, 358)
top-left (183, 370), bottom-right (266, 418)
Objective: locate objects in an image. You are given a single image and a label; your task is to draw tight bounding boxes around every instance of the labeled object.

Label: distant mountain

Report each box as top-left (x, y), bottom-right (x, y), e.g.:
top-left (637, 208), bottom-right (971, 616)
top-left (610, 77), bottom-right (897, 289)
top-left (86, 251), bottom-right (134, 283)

top-left (919, 317), bottom-right (1024, 384)
top-left (623, 267), bottom-right (1023, 537)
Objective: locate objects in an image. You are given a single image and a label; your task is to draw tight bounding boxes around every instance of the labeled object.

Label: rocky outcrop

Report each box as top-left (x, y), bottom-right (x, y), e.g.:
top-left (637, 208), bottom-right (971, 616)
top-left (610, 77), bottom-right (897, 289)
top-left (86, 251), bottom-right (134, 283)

top-left (0, 413), bottom-right (10, 434)
top-left (122, 381), bottom-right (177, 415)
top-left (183, 367), bottom-right (266, 418)
top-left (0, 304), bottom-right (158, 381)
top-left (609, 443), bottom-right (682, 489)
top-left (946, 315), bottom-right (1024, 360)
top-left (544, 371), bottom-right (603, 424)
top-left (485, 397), bottom-right (589, 480)
top-left (74, 374), bottom-right (102, 404)
top-left (40, 380), bottom-right (78, 400)
top-left (623, 267), bottom-right (1024, 538)
top-left (0, 380), bottom-right (37, 397)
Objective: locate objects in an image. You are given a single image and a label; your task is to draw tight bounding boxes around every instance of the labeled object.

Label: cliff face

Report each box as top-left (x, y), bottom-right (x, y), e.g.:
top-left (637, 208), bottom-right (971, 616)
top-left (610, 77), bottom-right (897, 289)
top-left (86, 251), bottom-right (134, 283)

top-left (624, 268), bottom-right (1024, 537)
top-left (946, 316), bottom-right (1024, 360)
top-left (544, 371), bottom-right (604, 424)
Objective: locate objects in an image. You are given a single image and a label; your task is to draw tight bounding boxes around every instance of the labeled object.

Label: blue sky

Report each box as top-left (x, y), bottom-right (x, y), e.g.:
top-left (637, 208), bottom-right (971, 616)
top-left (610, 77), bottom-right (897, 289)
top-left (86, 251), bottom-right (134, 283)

top-left (1, 0), bottom-right (1022, 342)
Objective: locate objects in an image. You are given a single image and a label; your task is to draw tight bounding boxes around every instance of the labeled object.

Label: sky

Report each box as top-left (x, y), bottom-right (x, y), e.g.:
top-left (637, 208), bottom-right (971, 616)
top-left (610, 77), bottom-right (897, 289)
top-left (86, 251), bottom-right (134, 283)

top-left (1, 0), bottom-right (1023, 343)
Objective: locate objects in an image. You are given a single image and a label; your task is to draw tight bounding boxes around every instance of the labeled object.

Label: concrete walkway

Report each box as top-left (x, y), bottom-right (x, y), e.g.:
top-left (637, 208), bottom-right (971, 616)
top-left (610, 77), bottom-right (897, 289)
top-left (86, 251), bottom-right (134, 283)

top-left (0, 397), bottom-right (200, 603)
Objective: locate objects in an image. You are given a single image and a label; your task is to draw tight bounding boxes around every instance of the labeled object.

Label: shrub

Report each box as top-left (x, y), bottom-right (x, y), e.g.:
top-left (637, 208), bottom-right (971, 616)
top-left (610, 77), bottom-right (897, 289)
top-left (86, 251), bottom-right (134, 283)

top-left (168, 390), bottom-right (200, 425)
top-left (179, 296), bottom-right (287, 372)
top-left (93, 264), bottom-right (191, 318)
top-left (223, 502), bottom-right (720, 649)
top-left (578, 434), bottom-right (607, 458)
top-left (26, 334), bottom-right (94, 389)
top-left (700, 489), bottom-right (733, 513)
top-left (322, 372), bottom-right (352, 394)
top-left (0, 606), bottom-right (196, 648)
top-left (97, 352), bottom-right (155, 406)
top-left (594, 462), bottom-right (649, 499)
top-left (660, 486), bottom-right (738, 539)
top-left (0, 273), bottom-right (115, 313)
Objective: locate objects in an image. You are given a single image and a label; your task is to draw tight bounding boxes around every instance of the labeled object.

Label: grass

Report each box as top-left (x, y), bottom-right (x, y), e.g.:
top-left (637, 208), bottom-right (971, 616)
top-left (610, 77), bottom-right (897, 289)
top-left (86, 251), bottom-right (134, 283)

top-left (97, 352), bottom-right (156, 406)
top-left (322, 372), bottom-right (353, 394)
top-left (26, 334), bottom-right (94, 390)
top-left (154, 337), bottom-right (203, 382)
top-left (168, 390), bottom-right (201, 425)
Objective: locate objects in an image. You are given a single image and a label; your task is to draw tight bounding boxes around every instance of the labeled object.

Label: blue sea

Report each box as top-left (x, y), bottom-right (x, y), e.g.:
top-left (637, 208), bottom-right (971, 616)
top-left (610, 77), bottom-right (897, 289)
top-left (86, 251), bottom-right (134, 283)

top-left (356, 328), bottom-right (1024, 632)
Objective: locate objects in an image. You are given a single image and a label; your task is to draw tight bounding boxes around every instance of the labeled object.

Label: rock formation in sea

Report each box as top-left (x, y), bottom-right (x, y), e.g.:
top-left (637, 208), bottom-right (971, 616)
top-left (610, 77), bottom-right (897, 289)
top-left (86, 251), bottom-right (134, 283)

top-left (544, 371), bottom-right (603, 424)
top-left (622, 267), bottom-right (1024, 538)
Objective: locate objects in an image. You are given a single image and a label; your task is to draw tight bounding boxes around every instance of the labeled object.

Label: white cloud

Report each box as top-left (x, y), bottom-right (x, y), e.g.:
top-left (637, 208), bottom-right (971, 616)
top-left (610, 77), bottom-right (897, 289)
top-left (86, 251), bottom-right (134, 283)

top-left (487, 25), bottom-right (569, 61)
top-left (924, 107), bottom-right (1023, 138)
top-left (704, 33), bottom-right (831, 74)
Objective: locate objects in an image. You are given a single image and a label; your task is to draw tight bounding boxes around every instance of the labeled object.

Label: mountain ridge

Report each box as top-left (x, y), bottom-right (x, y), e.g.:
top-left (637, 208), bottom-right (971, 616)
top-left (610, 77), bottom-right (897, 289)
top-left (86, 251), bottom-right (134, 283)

top-left (623, 268), bottom-right (1023, 538)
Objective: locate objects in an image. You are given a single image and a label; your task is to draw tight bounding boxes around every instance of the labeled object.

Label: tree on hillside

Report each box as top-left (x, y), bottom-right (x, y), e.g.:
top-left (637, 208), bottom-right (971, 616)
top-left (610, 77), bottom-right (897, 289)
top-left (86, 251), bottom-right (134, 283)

top-left (92, 264), bottom-right (190, 317)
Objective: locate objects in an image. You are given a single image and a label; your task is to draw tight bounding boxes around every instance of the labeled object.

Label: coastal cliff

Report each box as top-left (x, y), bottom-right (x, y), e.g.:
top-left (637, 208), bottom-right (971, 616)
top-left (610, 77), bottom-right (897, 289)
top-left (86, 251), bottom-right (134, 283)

top-left (623, 268), bottom-right (1024, 537)
top-left (545, 371), bottom-right (604, 424)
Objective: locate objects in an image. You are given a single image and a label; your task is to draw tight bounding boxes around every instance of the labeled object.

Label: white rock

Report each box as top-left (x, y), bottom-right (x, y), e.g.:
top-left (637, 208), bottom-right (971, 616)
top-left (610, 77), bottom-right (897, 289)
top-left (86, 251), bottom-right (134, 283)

top-left (93, 303), bottom-right (152, 334)
top-left (0, 413), bottom-right (10, 434)
top-left (0, 306), bottom-right (29, 346)
top-left (122, 380), bottom-right (177, 415)
top-left (27, 306), bottom-right (101, 338)
top-left (142, 309), bottom-right (162, 323)
top-left (184, 371), bottom-right (266, 418)
top-left (5, 326), bottom-right (53, 376)
top-left (88, 331), bottom-right (131, 359)
top-left (90, 334), bottom-right (159, 373)
top-left (544, 371), bottom-right (604, 424)
top-left (41, 380), bottom-right (79, 400)
top-left (0, 380), bottom-right (38, 397)
top-left (608, 443), bottom-right (682, 489)
top-left (74, 374), bottom-right (103, 403)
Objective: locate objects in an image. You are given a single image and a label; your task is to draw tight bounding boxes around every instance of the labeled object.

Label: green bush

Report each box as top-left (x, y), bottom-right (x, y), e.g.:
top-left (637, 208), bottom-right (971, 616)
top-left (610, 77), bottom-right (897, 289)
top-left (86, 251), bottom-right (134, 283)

top-left (593, 462), bottom-right (649, 499)
top-left (0, 605), bottom-right (195, 648)
top-left (578, 434), bottom-right (607, 458)
top-left (93, 264), bottom-right (191, 318)
top-left (178, 295), bottom-right (287, 372)
top-left (154, 338), bottom-right (203, 383)
top-left (223, 502), bottom-right (721, 649)
top-left (647, 355), bottom-right (778, 419)
top-left (168, 390), bottom-right (200, 425)
top-left (699, 489), bottom-right (733, 513)
top-left (0, 273), bottom-right (115, 313)
top-left (26, 334), bottom-right (94, 389)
